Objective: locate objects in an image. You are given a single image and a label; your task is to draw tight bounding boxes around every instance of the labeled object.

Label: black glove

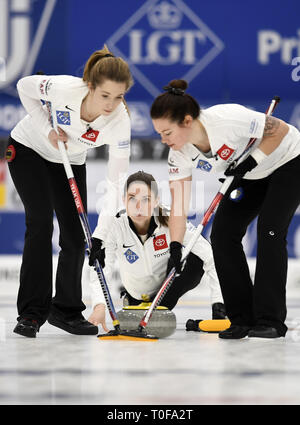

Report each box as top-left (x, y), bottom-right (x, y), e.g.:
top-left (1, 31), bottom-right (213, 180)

top-left (168, 241), bottom-right (183, 274)
top-left (224, 155), bottom-right (258, 178)
top-left (89, 238), bottom-right (105, 268)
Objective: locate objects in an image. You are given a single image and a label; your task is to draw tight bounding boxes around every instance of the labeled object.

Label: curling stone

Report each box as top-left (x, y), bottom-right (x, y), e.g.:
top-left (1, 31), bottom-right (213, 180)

top-left (117, 303), bottom-right (176, 338)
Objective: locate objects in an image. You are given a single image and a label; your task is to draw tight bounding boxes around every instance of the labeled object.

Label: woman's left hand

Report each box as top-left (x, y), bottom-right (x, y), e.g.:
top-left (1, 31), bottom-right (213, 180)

top-left (169, 241), bottom-right (183, 274)
top-left (48, 127), bottom-right (68, 150)
top-left (224, 155), bottom-right (258, 177)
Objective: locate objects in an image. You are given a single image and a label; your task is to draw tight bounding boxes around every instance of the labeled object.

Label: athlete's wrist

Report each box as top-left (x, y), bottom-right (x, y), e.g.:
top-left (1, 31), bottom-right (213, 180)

top-left (251, 148), bottom-right (267, 164)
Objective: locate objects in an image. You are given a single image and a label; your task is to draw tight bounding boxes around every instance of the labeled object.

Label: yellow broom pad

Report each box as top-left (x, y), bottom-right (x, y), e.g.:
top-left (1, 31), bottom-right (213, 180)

top-left (199, 319), bottom-right (231, 332)
top-left (98, 335), bottom-right (158, 342)
top-left (97, 334), bottom-right (158, 341)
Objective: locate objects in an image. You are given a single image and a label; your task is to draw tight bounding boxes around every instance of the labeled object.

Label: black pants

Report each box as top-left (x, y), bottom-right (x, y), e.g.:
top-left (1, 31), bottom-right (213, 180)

top-left (8, 138), bottom-right (87, 326)
top-left (124, 252), bottom-right (205, 310)
top-left (210, 155), bottom-right (300, 336)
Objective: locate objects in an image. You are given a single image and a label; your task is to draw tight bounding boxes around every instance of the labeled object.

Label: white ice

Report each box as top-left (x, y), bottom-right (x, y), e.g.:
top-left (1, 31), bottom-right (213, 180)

top-left (1, 257), bottom-right (300, 406)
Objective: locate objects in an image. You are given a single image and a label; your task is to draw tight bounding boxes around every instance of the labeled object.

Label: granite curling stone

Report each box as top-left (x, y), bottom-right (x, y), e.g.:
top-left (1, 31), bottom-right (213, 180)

top-left (117, 303), bottom-right (176, 338)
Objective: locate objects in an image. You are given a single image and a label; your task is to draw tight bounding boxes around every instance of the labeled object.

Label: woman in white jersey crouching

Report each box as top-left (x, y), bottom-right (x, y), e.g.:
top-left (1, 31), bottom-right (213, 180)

top-left (88, 170), bottom-right (225, 329)
top-left (7, 46), bottom-right (133, 337)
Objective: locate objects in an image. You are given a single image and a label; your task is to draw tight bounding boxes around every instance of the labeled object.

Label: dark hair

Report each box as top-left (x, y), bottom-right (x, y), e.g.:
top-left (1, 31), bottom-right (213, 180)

top-left (150, 79), bottom-right (200, 124)
top-left (124, 171), bottom-right (169, 227)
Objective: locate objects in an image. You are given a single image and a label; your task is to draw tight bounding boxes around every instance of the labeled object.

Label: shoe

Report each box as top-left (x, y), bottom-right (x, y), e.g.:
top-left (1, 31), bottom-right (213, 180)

top-left (248, 325), bottom-right (282, 338)
top-left (212, 302), bottom-right (227, 320)
top-left (13, 318), bottom-right (40, 338)
top-left (48, 313), bottom-right (98, 335)
top-left (219, 325), bottom-right (250, 339)
top-left (186, 319), bottom-right (202, 332)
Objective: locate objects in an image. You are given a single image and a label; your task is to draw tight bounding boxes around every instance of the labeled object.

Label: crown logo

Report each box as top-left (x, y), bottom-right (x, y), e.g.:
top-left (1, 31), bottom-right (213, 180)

top-left (147, 1), bottom-right (182, 29)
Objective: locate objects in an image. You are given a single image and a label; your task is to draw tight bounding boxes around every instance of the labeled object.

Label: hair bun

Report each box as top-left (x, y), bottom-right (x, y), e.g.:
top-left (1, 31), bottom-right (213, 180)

top-left (170, 79), bottom-right (188, 90)
top-left (163, 79), bottom-right (187, 95)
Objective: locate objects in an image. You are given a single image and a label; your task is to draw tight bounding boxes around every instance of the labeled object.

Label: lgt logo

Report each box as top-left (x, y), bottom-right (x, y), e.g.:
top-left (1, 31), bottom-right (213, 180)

top-left (107, 0), bottom-right (224, 97)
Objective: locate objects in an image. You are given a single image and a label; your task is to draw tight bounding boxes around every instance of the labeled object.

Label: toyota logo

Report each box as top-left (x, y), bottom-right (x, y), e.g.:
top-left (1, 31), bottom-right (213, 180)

top-left (155, 238), bottom-right (165, 247)
top-left (221, 149), bottom-right (231, 158)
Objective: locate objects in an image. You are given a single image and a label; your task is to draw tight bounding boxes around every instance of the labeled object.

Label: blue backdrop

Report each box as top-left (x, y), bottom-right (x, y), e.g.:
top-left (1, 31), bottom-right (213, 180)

top-left (0, 0), bottom-right (300, 137)
top-left (1, 0), bottom-right (300, 255)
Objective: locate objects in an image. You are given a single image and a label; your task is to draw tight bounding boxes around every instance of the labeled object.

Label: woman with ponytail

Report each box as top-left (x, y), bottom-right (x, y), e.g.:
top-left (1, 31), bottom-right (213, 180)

top-left (7, 45), bottom-right (133, 337)
top-left (88, 170), bottom-right (225, 329)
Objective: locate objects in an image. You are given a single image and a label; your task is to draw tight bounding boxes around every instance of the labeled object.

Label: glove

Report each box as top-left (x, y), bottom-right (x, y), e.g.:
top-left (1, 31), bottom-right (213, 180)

top-left (168, 241), bottom-right (183, 274)
top-left (224, 155), bottom-right (258, 177)
top-left (89, 238), bottom-right (105, 268)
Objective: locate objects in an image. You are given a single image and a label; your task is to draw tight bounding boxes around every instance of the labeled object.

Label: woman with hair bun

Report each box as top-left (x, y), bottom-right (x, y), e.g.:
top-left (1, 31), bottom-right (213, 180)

top-left (150, 79), bottom-right (300, 340)
top-left (7, 45), bottom-right (133, 337)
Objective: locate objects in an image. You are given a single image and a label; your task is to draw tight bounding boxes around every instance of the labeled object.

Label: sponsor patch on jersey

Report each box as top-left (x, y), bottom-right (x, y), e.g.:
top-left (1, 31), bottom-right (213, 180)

top-left (153, 234), bottom-right (168, 251)
top-left (45, 80), bottom-right (52, 96)
top-left (118, 140), bottom-right (129, 149)
top-left (56, 110), bottom-right (71, 126)
top-left (45, 101), bottom-right (53, 127)
top-left (196, 159), bottom-right (212, 172)
top-left (249, 119), bottom-right (258, 134)
top-left (124, 248), bottom-right (139, 264)
top-left (81, 129), bottom-right (99, 143)
top-left (216, 144), bottom-right (235, 161)
top-left (39, 79), bottom-right (47, 95)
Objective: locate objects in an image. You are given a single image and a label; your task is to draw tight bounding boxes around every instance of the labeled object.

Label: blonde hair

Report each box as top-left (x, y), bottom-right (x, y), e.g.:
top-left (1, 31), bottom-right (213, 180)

top-left (83, 45), bottom-right (133, 115)
top-left (83, 45), bottom-right (133, 90)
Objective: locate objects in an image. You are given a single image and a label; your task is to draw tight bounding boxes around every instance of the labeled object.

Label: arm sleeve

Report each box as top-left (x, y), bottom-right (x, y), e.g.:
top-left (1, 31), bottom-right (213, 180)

top-left (92, 145), bottom-right (130, 240)
top-left (168, 149), bottom-right (192, 181)
top-left (217, 104), bottom-right (266, 141)
top-left (16, 75), bottom-right (59, 137)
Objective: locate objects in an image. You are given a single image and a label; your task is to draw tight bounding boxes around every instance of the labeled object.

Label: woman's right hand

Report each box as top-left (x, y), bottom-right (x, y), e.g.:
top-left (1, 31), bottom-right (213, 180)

top-left (48, 127), bottom-right (68, 150)
top-left (88, 304), bottom-right (109, 332)
top-left (89, 238), bottom-right (105, 268)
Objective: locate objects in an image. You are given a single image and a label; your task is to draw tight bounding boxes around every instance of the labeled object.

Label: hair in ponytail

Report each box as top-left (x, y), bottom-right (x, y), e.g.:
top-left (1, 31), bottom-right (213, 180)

top-left (150, 79), bottom-right (200, 124)
top-left (83, 45), bottom-right (133, 89)
top-left (83, 45), bottom-right (133, 115)
top-left (124, 171), bottom-right (169, 227)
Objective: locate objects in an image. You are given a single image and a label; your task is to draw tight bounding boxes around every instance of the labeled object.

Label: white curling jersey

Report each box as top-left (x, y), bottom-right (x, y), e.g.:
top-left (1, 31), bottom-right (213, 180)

top-left (89, 211), bottom-right (223, 308)
top-left (11, 74), bottom-right (130, 165)
top-left (168, 104), bottom-right (300, 181)
top-left (11, 74), bottom-right (131, 240)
